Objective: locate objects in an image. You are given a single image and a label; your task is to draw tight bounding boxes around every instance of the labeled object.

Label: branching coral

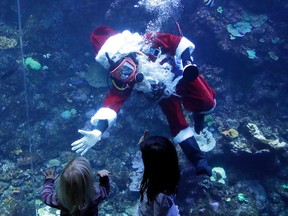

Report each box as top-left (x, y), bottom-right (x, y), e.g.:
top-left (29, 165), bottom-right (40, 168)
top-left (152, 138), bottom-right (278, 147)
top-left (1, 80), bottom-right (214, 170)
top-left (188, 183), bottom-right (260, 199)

top-left (0, 36), bottom-right (17, 49)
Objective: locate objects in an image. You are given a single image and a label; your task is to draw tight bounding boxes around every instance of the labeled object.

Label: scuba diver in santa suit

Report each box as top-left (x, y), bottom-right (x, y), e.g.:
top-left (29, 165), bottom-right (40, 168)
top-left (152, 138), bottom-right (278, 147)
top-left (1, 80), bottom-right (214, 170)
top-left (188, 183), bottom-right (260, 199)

top-left (71, 26), bottom-right (216, 177)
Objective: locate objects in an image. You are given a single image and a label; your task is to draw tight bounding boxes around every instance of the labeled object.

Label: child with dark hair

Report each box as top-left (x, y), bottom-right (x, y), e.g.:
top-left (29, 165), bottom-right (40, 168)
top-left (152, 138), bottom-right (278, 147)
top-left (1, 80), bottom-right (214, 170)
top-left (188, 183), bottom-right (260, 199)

top-left (138, 135), bottom-right (181, 216)
top-left (41, 157), bottom-right (110, 216)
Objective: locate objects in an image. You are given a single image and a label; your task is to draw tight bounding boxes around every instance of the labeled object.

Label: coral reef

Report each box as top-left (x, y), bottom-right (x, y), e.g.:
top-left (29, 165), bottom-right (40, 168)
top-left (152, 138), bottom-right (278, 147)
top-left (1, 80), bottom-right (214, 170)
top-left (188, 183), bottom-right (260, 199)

top-left (129, 151), bottom-right (144, 192)
top-left (210, 167), bottom-right (227, 184)
top-left (0, 36), bottom-right (17, 49)
top-left (0, 0), bottom-right (287, 215)
top-left (247, 123), bottom-right (287, 149)
top-left (195, 128), bottom-right (216, 152)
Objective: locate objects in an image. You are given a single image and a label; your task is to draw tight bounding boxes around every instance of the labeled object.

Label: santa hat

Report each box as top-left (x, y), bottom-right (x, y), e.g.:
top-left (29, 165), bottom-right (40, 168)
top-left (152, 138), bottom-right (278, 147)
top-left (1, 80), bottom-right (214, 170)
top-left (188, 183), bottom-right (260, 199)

top-left (90, 26), bottom-right (118, 54)
top-left (91, 27), bottom-right (144, 70)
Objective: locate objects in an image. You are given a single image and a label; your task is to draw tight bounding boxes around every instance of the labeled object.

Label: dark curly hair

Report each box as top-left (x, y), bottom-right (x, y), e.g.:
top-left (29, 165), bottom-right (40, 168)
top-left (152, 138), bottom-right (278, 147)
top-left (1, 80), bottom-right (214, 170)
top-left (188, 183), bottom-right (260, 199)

top-left (139, 136), bottom-right (180, 202)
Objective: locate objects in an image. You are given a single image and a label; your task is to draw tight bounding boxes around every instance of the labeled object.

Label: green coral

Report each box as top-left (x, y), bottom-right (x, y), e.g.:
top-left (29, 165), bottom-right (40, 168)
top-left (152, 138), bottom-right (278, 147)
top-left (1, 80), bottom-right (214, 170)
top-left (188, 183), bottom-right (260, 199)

top-left (246, 49), bottom-right (256, 59)
top-left (210, 167), bottom-right (226, 184)
top-left (227, 13), bottom-right (268, 40)
top-left (61, 110), bottom-right (72, 119)
top-left (217, 6), bottom-right (223, 14)
top-left (268, 51), bottom-right (278, 61)
top-left (271, 37), bottom-right (280, 44)
top-left (227, 21), bottom-right (252, 39)
top-left (25, 57), bottom-right (42, 70)
top-left (243, 13), bottom-right (268, 28)
top-left (37, 206), bottom-right (60, 216)
top-left (35, 199), bottom-right (42, 206)
top-left (222, 128), bottom-right (239, 139)
top-left (237, 193), bottom-right (249, 203)
top-left (70, 108), bottom-right (77, 115)
top-left (204, 114), bottom-right (213, 127)
top-left (61, 108), bottom-right (77, 120)
top-left (48, 159), bottom-right (61, 167)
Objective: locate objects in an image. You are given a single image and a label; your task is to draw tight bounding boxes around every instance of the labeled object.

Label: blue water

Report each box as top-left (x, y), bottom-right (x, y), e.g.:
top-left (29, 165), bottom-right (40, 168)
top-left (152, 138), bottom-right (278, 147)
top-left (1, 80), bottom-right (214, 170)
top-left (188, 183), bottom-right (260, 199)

top-left (0, 0), bottom-right (287, 215)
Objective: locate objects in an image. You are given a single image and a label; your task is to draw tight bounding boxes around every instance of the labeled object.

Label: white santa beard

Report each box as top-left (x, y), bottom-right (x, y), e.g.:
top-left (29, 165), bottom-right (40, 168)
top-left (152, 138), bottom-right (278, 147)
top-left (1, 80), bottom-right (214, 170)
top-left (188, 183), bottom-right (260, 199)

top-left (134, 54), bottom-right (182, 98)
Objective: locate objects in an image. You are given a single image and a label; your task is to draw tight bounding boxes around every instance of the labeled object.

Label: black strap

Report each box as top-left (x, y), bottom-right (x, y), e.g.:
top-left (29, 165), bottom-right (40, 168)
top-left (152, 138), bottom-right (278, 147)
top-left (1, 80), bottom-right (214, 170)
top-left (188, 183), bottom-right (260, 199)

top-left (95, 119), bottom-right (109, 133)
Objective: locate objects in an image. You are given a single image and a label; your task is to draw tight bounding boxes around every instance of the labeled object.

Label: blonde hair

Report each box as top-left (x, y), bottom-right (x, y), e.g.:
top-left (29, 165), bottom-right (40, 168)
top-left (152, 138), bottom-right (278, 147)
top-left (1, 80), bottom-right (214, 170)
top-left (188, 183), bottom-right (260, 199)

top-left (56, 157), bottom-right (94, 215)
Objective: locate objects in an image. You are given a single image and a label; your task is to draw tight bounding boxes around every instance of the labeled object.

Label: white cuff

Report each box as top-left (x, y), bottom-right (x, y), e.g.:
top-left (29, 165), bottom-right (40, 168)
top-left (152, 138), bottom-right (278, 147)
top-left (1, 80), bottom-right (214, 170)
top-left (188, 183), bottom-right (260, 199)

top-left (173, 127), bottom-right (194, 144)
top-left (198, 99), bottom-right (217, 114)
top-left (175, 37), bottom-right (195, 59)
top-left (91, 107), bottom-right (117, 127)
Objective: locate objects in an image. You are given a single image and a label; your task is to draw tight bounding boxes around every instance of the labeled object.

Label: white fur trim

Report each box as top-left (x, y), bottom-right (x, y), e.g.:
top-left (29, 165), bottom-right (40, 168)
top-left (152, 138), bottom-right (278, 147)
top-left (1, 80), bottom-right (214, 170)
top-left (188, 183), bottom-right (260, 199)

top-left (175, 37), bottom-right (195, 59)
top-left (198, 99), bottom-right (217, 114)
top-left (95, 30), bottom-right (144, 69)
top-left (90, 107), bottom-right (117, 127)
top-left (173, 127), bottom-right (194, 144)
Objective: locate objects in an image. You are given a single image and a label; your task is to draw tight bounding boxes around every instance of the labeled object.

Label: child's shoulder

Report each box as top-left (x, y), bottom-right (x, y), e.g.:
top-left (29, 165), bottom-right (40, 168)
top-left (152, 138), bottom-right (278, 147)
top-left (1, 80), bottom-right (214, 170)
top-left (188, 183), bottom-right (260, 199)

top-left (156, 193), bottom-right (175, 204)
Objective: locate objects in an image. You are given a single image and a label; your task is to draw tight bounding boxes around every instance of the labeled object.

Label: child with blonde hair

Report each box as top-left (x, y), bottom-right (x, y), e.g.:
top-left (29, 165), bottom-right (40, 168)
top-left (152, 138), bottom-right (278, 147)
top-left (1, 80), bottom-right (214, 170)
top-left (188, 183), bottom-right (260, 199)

top-left (41, 157), bottom-right (110, 216)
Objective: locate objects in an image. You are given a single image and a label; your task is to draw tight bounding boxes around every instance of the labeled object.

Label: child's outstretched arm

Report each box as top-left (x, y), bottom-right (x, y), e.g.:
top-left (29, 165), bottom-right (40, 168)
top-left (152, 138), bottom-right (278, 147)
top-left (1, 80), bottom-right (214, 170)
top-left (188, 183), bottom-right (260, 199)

top-left (41, 169), bottom-right (59, 208)
top-left (95, 169), bottom-right (111, 201)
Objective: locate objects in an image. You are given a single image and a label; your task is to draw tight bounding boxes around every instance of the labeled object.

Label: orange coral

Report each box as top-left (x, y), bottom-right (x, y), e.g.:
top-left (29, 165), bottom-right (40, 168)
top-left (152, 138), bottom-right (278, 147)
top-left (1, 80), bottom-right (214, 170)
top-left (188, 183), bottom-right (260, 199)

top-left (222, 128), bottom-right (239, 139)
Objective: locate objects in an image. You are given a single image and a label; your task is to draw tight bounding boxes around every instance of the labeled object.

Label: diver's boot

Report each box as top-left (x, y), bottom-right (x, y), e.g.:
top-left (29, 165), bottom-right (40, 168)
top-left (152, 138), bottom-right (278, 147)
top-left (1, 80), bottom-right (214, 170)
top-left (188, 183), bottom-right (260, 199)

top-left (174, 127), bottom-right (212, 177)
top-left (179, 136), bottom-right (212, 177)
top-left (181, 48), bottom-right (199, 82)
top-left (193, 113), bottom-right (205, 135)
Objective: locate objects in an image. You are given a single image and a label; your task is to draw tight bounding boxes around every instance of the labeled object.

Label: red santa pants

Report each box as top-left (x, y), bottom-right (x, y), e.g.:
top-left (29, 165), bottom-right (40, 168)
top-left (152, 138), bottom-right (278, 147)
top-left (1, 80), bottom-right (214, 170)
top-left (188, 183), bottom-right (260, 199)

top-left (159, 76), bottom-right (216, 136)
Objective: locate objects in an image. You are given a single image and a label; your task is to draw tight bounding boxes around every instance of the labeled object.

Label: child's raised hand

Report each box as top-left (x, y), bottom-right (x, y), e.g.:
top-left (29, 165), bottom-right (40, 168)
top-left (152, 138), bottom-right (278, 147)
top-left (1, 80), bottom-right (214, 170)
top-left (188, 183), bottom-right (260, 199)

top-left (43, 169), bottom-right (58, 180)
top-left (138, 129), bottom-right (149, 144)
top-left (97, 169), bottom-right (110, 177)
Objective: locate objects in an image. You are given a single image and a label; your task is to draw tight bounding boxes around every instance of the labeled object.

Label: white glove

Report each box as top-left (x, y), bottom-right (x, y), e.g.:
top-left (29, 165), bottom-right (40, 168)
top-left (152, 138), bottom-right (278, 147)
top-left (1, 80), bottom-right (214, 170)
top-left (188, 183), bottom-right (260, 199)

top-left (71, 129), bottom-right (102, 156)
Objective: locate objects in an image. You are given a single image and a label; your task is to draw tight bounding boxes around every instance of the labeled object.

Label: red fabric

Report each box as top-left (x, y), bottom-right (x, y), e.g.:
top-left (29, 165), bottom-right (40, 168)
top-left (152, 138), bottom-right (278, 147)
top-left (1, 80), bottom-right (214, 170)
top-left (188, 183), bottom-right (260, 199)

top-left (159, 96), bottom-right (189, 136)
top-left (176, 76), bottom-right (216, 113)
top-left (90, 26), bottom-right (118, 54)
top-left (160, 75), bottom-right (216, 136)
top-left (102, 86), bottom-right (132, 113)
top-left (145, 33), bottom-right (182, 56)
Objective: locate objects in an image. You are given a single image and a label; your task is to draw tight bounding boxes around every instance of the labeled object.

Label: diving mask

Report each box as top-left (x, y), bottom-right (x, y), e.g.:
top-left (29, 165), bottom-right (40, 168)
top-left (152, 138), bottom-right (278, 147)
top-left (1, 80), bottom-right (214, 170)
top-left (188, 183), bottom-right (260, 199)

top-left (110, 57), bottom-right (137, 82)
